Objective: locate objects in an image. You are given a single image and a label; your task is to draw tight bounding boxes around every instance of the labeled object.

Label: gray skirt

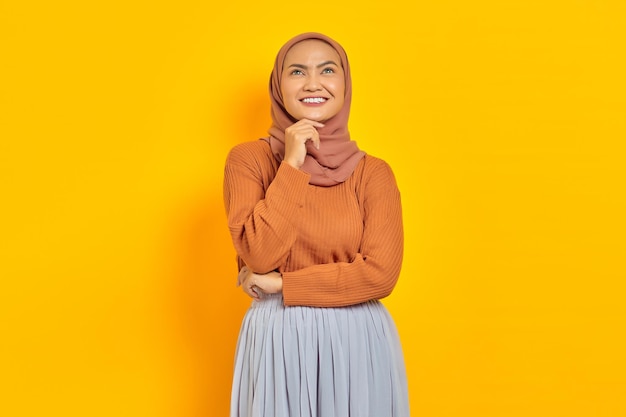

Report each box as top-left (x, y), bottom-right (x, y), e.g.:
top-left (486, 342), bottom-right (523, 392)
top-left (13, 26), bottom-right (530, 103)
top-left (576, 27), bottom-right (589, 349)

top-left (230, 293), bottom-right (409, 417)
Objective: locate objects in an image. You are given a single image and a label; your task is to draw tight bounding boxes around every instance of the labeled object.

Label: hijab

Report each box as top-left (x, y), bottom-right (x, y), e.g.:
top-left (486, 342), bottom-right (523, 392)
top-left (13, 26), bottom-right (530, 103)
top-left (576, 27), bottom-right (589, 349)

top-left (263, 32), bottom-right (365, 186)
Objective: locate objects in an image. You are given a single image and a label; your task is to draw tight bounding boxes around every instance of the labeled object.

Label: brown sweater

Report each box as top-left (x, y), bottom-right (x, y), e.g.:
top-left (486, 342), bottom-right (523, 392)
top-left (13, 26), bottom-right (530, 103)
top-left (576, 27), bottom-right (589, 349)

top-left (223, 140), bottom-right (403, 307)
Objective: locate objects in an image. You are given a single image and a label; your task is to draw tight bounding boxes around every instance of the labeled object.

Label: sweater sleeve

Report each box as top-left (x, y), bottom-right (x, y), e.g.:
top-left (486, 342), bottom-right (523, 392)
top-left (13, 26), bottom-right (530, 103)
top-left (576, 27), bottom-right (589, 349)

top-left (223, 143), bottom-right (311, 273)
top-left (282, 159), bottom-right (404, 307)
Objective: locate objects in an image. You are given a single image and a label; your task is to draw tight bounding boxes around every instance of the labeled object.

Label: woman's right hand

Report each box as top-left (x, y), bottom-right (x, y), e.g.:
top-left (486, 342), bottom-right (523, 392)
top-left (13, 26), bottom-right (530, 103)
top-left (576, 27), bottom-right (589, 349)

top-left (237, 266), bottom-right (283, 300)
top-left (283, 118), bottom-right (324, 169)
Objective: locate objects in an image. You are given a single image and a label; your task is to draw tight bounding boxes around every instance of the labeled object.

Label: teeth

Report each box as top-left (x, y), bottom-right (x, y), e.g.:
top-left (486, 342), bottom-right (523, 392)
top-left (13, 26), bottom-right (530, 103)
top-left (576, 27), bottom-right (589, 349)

top-left (302, 97), bottom-right (326, 103)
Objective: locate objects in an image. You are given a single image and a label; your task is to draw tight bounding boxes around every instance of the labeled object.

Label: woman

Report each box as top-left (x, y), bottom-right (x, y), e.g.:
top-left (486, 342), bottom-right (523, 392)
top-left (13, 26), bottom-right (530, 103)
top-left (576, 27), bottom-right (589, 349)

top-left (223, 32), bottom-right (409, 417)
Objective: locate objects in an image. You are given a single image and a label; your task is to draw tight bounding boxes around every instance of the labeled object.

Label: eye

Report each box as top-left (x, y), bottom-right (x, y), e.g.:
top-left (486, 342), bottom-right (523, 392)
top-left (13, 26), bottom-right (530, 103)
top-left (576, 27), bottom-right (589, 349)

top-left (322, 67), bottom-right (335, 74)
top-left (290, 69), bottom-right (304, 76)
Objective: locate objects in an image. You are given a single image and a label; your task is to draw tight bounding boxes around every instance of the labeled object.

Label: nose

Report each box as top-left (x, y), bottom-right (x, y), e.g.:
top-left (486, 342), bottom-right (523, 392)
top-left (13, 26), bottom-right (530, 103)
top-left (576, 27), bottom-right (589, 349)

top-left (304, 74), bottom-right (322, 91)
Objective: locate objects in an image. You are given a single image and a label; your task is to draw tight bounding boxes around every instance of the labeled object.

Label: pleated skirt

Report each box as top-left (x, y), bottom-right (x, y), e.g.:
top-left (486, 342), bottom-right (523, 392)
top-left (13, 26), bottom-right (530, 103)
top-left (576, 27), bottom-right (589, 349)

top-left (230, 293), bottom-right (409, 417)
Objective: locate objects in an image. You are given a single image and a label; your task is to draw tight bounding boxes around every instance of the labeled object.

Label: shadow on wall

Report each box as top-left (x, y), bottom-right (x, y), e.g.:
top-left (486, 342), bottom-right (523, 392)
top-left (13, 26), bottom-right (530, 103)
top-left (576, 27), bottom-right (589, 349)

top-left (168, 86), bottom-right (270, 417)
top-left (170, 191), bottom-right (251, 417)
top-left (224, 79), bottom-right (272, 142)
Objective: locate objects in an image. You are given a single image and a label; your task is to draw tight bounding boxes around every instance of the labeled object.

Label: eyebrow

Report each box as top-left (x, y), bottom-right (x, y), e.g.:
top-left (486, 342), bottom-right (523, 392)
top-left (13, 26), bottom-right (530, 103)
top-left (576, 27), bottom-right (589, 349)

top-left (287, 60), bottom-right (339, 70)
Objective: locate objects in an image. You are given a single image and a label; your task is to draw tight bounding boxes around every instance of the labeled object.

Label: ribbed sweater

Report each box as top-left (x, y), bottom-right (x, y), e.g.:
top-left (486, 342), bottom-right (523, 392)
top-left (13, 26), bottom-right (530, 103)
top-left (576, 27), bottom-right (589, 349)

top-left (223, 140), bottom-right (403, 307)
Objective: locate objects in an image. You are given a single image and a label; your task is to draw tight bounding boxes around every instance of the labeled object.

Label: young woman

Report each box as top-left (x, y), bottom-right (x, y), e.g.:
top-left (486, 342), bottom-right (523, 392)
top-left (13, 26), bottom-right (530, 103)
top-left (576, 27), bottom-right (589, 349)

top-left (224, 32), bottom-right (409, 417)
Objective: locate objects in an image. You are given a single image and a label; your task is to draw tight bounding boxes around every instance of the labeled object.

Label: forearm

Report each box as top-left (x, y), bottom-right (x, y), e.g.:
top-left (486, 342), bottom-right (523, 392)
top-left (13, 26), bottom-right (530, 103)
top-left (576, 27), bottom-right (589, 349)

top-left (226, 161), bottom-right (310, 272)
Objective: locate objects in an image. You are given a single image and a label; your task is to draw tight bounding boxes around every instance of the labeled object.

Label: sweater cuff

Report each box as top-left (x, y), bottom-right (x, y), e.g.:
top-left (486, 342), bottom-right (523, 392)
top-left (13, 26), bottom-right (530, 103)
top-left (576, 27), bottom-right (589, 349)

top-left (281, 266), bottom-right (339, 307)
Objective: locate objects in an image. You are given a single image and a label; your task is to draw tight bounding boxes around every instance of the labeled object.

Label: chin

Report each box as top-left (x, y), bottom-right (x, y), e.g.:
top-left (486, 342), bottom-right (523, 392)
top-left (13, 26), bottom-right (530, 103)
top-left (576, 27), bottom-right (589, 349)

top-left (305, 114), bottom-right (327, 122)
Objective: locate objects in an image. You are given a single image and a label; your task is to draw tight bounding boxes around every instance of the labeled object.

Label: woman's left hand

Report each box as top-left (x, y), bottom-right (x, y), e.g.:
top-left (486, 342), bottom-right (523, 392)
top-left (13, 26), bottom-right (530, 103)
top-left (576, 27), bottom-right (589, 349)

top-left (237, 266), bottom-right (283, 300)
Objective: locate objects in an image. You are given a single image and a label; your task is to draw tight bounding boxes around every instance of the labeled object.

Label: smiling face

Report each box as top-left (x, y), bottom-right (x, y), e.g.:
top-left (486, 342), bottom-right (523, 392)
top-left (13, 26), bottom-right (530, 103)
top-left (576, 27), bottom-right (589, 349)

top-left (280, 39), bottom-right (345, 123)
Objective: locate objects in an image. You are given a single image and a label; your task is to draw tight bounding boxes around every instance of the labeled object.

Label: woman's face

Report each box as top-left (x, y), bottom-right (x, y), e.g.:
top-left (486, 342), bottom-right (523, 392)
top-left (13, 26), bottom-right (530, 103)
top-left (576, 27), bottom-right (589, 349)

top-left (280, 39), bottom-right (345, 123)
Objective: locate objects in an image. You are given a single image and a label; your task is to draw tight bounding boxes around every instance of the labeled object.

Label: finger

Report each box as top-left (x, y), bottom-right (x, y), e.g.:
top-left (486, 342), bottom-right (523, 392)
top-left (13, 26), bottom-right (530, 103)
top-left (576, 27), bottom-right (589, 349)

top-left (250, 275), bottom-right (259, 298)
top-left (243, 282), bottom-right (256, 298)
top-left (292, 126), bottom-right (320, 148)
top-left (297, 127), bottom-right (320, 150)
top-left (298, 118), bottom-right (325, 128)
top-left (236, 266), bottom-right (248, 287)
top-left (310, 130), bottom-right (320, 150)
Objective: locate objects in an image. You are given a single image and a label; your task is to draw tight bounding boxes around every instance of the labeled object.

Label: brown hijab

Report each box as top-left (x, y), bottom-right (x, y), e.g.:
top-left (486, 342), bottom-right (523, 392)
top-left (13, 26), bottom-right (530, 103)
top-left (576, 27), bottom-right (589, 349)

top-left (263, 32), bottom-right (365, 186)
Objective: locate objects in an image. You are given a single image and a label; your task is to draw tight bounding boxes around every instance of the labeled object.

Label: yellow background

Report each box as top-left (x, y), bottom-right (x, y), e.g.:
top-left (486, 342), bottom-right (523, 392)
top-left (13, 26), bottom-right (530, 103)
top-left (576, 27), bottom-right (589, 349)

top-left (2, 0), bottom-right (625, 416)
